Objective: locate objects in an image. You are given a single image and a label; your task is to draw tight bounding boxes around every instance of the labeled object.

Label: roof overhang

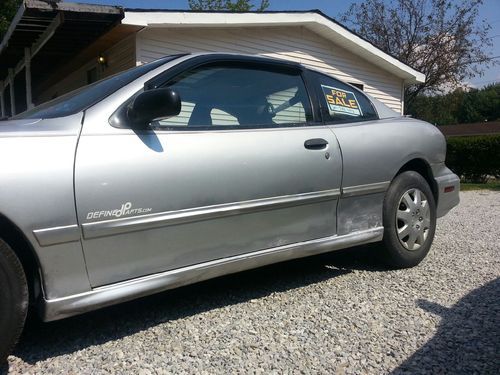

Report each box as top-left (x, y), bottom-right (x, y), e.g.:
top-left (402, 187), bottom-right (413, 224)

top-left (123, 10), bottom-right (425, 85)
top-left (0, 0), bottom-right (124, 82)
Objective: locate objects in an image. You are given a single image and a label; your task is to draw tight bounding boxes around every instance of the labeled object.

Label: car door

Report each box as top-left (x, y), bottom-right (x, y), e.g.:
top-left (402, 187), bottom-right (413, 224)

top-left (75, 59), bottom-right (343, 287)
top-left (308, 70), bottom-right (389, 236)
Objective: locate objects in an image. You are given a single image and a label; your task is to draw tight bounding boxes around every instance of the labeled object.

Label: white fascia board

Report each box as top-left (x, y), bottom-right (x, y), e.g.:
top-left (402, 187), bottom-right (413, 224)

top-left (123, 11), bottom-right (425, 84)
top-left (123, 11), bottom-right (303, 27)
top-left (304, 14), bottom-right (425, 84)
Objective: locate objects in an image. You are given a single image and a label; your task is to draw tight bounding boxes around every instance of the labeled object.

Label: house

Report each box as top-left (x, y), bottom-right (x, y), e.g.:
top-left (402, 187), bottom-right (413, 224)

top-left (0, 0), bottom-right (425, 118)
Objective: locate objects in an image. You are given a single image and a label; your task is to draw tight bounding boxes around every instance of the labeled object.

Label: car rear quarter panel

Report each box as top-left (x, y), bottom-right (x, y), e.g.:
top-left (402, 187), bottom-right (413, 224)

top-left (331, 117), bottom-right (446, 187)
top-left (331, 117), bottom-right (446, 235)
top-left (0, 114), bottom-right (91, 299)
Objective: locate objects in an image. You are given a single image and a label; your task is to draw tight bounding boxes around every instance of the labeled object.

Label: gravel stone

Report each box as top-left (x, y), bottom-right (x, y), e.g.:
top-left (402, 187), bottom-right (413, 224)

top-left (4, 191), bottom-right (499, 374)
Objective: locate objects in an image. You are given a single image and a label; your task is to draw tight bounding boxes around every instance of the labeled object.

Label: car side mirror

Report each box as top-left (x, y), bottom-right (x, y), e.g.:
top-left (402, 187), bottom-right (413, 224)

top-left (127, 88), bottom-right (181, 128)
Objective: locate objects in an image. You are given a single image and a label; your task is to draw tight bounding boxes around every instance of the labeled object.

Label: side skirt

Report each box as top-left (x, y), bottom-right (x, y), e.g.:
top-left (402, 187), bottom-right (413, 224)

top-left (39, 227), bottom-right (383, 321)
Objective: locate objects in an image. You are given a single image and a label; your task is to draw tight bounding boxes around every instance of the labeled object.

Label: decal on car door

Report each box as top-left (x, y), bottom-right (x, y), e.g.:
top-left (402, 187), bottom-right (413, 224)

top-left (86, 202), bottom-right (152, 220)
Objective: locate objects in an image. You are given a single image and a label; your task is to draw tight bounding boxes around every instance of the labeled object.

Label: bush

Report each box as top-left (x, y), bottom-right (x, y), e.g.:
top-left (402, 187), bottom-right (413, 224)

top-left (446, 135), bottom-right (500, 183)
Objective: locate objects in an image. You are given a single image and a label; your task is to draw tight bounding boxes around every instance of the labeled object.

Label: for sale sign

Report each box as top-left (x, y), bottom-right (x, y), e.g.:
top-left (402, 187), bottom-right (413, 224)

top-left (321, 85), bottom-right (362, 117)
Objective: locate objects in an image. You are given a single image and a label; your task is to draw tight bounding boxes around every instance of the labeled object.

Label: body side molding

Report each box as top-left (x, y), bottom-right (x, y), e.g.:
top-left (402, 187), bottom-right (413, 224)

top-left (40, 226), bottom-right (383, 321)
top-left (33, 224), bottom-right (80, 247)
top-left (33, 181), bottom-right (386, 246)
top-left (81, 188), bottom-right (341, 239)
top-left (342, 181), bottom-right (390, 198)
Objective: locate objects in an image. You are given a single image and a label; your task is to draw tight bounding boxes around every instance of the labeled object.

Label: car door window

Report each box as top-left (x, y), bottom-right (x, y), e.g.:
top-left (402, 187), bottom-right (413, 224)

top-left (312, 72), bottom-right (378, 124)
top-left (210, 108), bottom-right (239, 126)
top-left (155, 65), bottom-right (312, 129)
top-left (267, 87), bottom-right (308, 124)
top-left (163, 101), bottom-right (195, 126)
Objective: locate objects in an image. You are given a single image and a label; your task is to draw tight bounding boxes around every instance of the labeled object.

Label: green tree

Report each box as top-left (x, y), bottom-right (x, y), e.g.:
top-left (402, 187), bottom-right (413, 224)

top-left (473, 84), bottom-right (500, 122)
top-left (341, 0), bottom-right (495, 108)
top-left (188, 0), bottom-right (270, 11)
top-left (0, 0), bottom-right (22, 39)
top-left (407, 83), bottom-right (500, 125)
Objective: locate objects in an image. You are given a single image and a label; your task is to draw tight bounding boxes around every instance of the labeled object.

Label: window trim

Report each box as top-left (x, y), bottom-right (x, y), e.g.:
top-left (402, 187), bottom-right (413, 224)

top-left (308, 70), bottom-right (379, 126)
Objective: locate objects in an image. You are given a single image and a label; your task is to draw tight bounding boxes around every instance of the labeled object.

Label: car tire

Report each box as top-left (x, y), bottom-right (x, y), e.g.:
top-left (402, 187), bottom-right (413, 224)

top-left (0, 238), bottom-right (28, 364)
top-left (381, 171), bottom-right (437, 268)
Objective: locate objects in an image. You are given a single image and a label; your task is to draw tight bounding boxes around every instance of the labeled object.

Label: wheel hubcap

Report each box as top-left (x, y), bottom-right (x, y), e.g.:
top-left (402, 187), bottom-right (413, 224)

top-left (396, 188), bottom-right (431, 251)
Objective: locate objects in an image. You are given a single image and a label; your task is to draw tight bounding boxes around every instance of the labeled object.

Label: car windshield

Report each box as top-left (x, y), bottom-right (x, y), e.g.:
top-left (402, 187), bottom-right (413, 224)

top-left (13, 55), bottom-right (184, 120)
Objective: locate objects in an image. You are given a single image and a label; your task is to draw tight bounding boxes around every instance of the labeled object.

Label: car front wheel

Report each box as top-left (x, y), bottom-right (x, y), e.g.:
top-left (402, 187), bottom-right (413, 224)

top-left (0, 238), bottom-right (28, 364)
top-left (381, 171), bottom-right (437, 268)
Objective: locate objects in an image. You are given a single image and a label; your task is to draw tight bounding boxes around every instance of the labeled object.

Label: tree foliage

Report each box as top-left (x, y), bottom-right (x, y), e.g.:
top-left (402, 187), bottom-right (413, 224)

top-left (0, 0), bottom-right (22, 39)
top-left (188, 0), bottom-right (270, 11)
top-left (406, 83), bottom-right (500, 125)
top-left (341, 0), bottom-right (495, 107)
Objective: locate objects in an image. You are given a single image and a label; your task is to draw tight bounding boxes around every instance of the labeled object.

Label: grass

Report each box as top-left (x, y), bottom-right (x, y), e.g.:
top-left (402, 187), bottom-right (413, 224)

top-left (460, 182), bottom-right (500, 191)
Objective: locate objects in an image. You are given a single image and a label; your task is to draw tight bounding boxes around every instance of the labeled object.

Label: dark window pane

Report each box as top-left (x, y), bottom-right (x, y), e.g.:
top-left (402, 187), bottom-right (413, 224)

top-left (156, 65), bottom-right (312, 129)
top-left (87, 67), bottom-right (99, 85)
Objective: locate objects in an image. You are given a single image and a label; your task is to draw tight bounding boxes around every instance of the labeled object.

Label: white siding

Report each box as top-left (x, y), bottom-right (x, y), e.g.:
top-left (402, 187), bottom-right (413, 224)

top-left (136, 27), bottom-right (404, 113)
top-left (38, 35), bottom-right (136, 103)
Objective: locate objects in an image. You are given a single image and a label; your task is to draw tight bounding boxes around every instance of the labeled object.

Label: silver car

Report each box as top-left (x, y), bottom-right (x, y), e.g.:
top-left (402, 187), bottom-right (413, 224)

top-left (0, 53), bottom-right (459, 361)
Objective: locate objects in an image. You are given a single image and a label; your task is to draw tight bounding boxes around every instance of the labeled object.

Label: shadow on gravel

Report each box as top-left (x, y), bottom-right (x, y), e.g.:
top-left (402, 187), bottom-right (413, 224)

top-left (393, 277), bottom-right (500, 374)
top-left (10, 244), bottom-right (384, 366)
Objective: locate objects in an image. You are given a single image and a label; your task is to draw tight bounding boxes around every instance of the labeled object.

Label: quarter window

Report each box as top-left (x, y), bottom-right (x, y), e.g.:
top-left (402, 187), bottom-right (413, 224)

top-left (155, 65), bottom-right (312, 128)
top-left (313, 72), bottom-right (377, 123)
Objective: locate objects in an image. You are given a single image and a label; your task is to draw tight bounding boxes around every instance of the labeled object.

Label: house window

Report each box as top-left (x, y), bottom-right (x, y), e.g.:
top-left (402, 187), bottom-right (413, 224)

top-left (87, 67), bottom-right (98, 85)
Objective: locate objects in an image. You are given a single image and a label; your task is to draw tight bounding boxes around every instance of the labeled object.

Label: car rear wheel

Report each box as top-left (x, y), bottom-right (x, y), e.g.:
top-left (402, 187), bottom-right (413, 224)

top-left (0, 238), bottom-right (28, 364)
top-left (381, 171), bottom-right (437, 268)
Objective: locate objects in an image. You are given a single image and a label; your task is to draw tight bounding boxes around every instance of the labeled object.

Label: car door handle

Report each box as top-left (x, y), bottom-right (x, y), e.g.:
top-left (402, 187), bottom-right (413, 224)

top-left (304, 138), bottom-right (329, 150)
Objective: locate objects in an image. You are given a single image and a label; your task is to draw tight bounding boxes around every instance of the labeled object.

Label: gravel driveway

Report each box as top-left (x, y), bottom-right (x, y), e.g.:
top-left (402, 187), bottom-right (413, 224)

top-left (5, 190), bottom-right (500, 374)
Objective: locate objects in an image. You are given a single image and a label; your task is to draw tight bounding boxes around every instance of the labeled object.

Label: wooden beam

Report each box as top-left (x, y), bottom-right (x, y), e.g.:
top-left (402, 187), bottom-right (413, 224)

top-left (30, 13), bottom-right (63, 59)
top-left (14, 55), bottom-right (25, 76)
top-left (25, 0), bottom-right (124, 15)
top-left (0, 2), bottom-right (27, 55)
top-left (25, 47), bottom-right (33, 109)
top-left (0, 81), bottom-right (5, 118)
top-left (8, 69), bottom-right (15, 116)
top-left (12, 13), bottom-right (63, 76)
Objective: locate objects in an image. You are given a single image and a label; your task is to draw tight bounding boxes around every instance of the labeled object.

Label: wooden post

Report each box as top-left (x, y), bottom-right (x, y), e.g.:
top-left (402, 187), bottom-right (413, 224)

top-left (25, 47), bottom-right (33, 109)
top-left (8, 69), bottom-right (15, 116)
top-left (0, 82), bottom-right (5, 118)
